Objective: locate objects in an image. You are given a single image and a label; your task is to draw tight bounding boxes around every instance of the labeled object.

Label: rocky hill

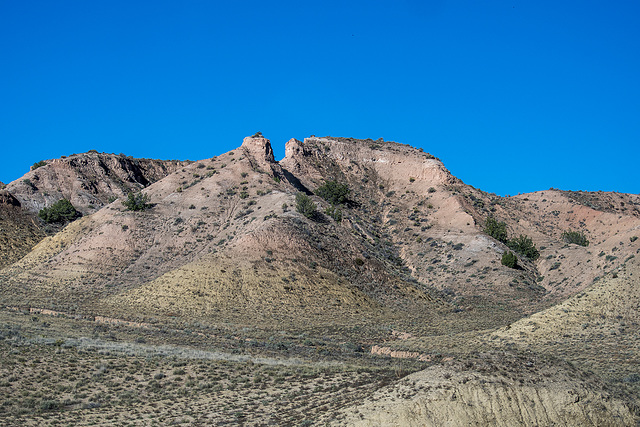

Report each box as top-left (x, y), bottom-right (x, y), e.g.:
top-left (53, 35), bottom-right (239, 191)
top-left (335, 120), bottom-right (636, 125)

top-left (1, 135), bottom-right (638, 425)
top-left (5, 151), bottom-right (184, 215)
top-left (0, 190), bottom-right (45, 269)
top-left (0, 152), bottom-right (183, 269)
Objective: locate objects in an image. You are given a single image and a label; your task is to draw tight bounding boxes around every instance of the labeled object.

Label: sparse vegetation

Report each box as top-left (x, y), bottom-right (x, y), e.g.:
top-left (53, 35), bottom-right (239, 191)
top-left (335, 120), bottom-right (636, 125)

top-left (485, 218), bottom-right (538, 260)
top-left (2, 136), bottom-right (640, 426)
top-left (38, 199), bottom-right (78, 224)
top-left (22, 178), bottom-right (36, 190)
top-left (295, 193), bottom-right (317, 219)
top-left (122, 192), bottom-right (151, 211)
top-left (31, 160), bottom-right (47, 170)
top-left (501, 251), bottom-right (518, 268)
top-left (316, 180), bottom-right (350, 205)
top-left (562, 230), bottom-right (589, 246)
top-left (484, 217), bottom-right (508, 243)
top-left (507, 235), bottom-right (540, 260)
top-left (325, 205), bottom-right (343, 222)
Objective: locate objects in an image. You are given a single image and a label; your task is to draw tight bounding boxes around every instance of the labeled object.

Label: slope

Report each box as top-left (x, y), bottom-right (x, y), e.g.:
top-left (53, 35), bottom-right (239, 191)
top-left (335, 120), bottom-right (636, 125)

top-left (6, 151), bottom-right (184, 215)
top-left (0, 137), bottom-right (440, 330)
top-left (0, 190), bottom-right (45, 269)
top-left (0, 152), bottom-right (183, 269)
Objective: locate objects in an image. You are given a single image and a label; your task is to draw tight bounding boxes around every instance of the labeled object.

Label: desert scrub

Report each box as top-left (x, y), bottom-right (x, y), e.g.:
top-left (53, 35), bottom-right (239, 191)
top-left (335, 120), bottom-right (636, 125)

top-left (122, 192), bottom-right (151, 211)
top-left (562, 230), bottom-right (589, 246)
top-left (295, 193), bottom-right (317, 219)
top-left (38, 199), bottom-right (79, 224)
top-left (325, 205), bottom-right (343, 222)
top-left (501, 251), bottom-right (518, 268)
top-left (508, 235), bottom-right (540, 260)
top-left (484, 217), bottom-right (507, 243)
top-left (31, 160), bottom-right (47, 170)
top-left (316, 180), bottom-right (350, 205)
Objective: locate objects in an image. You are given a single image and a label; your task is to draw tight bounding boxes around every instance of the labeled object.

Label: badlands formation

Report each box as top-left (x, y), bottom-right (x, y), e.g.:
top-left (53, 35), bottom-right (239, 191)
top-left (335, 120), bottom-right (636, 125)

top-left (0, 135), bottom-right (639, 425)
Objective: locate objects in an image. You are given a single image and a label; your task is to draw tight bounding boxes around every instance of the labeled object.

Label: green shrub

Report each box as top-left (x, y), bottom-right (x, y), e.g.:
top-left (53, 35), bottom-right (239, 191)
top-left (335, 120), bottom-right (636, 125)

top-left (295, 193), bottom-right (317, 219)
top-left (39, 399), bottom-right (61, 411)
top-left (316, 180), bottom-right (350, 205)
top-left (561, 230), bottom-right (589, 246)
top-left (38, 199), bottom-right (78, 223)
top-left (31, 160), bottom-right (47, 170)
top-left (484, 217), bottom-right (508, 243)
top-left (501, 251), bottom-right (518, 268)
top-left (325, 205), bottom-right (342, 222)
top-left (23, 178), bottom-right (36, 190)
top-left (122, 192), bottom-right (151, 211)
top-left (508, 235), bottom-right (540, 260)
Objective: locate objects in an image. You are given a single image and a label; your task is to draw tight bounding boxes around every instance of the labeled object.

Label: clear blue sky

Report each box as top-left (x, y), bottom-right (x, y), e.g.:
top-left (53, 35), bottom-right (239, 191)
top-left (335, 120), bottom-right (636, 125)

top-left (2, 1), bottom-right (639, 196)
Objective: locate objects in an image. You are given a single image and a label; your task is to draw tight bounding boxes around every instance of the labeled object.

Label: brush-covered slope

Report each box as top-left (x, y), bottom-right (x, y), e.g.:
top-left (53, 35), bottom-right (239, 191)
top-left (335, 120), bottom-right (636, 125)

top-left (281, 137), bottom-right (549, 315)
top-left (491, 190), bottom-right (640, 299)
top-left (2, 135), bottom-right (639, 334)
top-left (335, 353), bottom-right (636, 426)
top-left (3, 134), bottom-right (640, 424)
top-left (0, 152), bottom-right (183, 270)
top-left (5, 151), bottom-right (184, 215)
top-left (488, 254), bottom-right (640, 396)
top-left (0, 190), bottom-right (45, 269)
top-left (0, 137), bottom-right (440, 327)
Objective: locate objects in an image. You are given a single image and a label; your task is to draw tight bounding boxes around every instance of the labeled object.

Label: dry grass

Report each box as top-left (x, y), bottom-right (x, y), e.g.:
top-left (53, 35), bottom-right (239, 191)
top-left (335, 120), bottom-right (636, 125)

top-left (0, 309), bottom-right (419, 426)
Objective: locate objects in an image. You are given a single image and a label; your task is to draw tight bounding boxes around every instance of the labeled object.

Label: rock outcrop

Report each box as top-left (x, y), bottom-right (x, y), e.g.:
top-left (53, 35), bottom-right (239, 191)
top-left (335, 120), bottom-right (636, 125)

top-left (6, 152), bottom-right (183, 214)
top-left (0, 190), bottom-right (20, 207)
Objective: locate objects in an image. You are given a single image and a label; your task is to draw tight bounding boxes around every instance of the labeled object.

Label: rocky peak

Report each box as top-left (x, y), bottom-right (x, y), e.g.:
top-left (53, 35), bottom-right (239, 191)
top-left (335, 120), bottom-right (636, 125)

top-left (282, 136), bottom-right (455, 188)
top-left (284, 138), bottom-right (307, 159)
top-left (241, 134), bottom-right (275, 164)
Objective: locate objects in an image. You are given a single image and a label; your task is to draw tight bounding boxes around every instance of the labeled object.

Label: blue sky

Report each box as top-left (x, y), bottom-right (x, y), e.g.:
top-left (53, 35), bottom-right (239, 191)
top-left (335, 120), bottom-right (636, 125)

top-left (1, 1), bottom-right (639, 196)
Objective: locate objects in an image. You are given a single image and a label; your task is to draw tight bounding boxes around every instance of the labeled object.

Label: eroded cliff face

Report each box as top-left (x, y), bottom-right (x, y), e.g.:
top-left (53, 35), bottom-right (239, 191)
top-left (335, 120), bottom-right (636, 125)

top-left (0, 190), bottom-right (20, 207)
top-left (0, 190), bottom-right (45, 269)
top-left (5, 152), bottom-right (183, 214)
top-left (335, 355), bottom-right (637, 427)
top-left (281, 136), bottom-right (456, 188)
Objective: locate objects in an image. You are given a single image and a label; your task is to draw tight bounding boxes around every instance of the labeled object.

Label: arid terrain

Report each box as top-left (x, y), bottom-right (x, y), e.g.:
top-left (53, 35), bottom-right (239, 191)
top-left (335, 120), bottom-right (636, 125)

top-left (1, 135), bottom-right (639, 425)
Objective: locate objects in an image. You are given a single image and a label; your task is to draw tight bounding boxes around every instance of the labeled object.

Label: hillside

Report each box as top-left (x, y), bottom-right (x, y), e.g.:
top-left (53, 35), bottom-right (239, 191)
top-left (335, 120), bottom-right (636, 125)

top-left (1, 134), bottom-right (639, 425)
top-left (0, 152), bottom-right (182, 269)
top-left (0, 190), bottom-right (45, 269)
top-left (5, 151), bottom-right (184, 215)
